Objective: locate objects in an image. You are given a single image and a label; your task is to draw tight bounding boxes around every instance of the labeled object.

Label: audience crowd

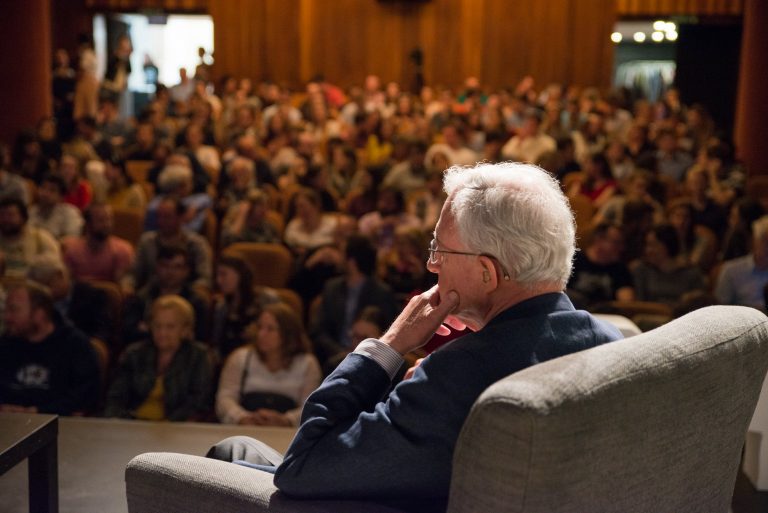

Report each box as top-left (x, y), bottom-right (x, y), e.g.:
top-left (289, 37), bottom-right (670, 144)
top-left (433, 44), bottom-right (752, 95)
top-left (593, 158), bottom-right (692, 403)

top-left (1, 46), bottom-right (767, 422)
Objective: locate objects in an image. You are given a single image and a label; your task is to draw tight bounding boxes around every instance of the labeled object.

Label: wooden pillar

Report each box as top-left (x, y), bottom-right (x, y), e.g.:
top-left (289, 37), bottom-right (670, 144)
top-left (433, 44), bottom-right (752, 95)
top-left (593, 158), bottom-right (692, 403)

top-left (0, 0), bottom-right (52, 145)
top-left (735, 0), bottom-right (768, 176)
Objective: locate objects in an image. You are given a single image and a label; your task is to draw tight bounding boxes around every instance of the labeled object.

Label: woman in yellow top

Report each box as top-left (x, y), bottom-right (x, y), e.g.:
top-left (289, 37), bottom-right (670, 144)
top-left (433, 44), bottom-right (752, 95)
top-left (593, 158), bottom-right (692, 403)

top-left (104, 295), bottom-right (213, 421)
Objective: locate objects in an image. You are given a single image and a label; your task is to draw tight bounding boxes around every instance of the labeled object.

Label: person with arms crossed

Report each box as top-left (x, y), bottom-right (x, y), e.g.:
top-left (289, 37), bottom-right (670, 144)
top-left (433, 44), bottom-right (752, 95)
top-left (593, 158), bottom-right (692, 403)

top-left (207, 162), bottom-right (622, 513)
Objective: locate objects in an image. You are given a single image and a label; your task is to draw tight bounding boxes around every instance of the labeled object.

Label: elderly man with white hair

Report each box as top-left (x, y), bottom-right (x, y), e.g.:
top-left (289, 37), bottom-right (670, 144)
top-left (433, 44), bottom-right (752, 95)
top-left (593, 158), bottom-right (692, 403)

top-left (207, 162), bottom-right (623, 512)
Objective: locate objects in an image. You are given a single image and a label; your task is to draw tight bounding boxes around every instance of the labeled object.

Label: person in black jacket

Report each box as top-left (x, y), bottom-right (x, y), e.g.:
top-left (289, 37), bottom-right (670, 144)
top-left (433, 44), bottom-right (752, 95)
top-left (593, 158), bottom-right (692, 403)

top-left (309, 235), bottom-right (399, 373)
top-left (0, 280), bottom-right (99, 415)
top-left (26, 254), bottom-right (116, 348)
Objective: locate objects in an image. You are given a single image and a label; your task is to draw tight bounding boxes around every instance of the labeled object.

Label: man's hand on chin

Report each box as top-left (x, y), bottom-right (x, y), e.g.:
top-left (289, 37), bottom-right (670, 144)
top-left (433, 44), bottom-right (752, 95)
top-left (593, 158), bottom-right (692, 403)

top-left (379, 285), bottom-right (460, 356)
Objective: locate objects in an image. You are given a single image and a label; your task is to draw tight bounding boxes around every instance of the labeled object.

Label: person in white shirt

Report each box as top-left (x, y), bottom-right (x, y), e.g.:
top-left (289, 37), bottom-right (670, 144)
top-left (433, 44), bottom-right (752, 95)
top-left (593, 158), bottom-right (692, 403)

top-left (216, 302), bottom-right (321, 426)
top-left (500, 110), bottom-right (556, 164)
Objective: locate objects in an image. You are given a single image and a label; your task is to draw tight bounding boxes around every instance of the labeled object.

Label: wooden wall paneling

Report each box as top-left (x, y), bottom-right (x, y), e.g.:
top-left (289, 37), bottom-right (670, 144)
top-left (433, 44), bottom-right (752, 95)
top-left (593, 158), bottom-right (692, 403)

top-left (263, 0), bottom-right (300, 86)
top-left (459, 0), bottom-right (485, 83)
top-left (569, 0), bottom-right (615, 88)
top-left (615, 0), bottom-right (743, 15)
top-left (423, 0), bottom-right (465, 88)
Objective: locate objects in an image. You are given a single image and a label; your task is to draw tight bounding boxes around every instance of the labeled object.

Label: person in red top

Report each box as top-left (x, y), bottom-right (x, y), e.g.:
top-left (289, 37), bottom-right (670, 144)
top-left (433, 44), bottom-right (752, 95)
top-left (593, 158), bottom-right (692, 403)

top-left (58, 153), bottom-right (93, 211)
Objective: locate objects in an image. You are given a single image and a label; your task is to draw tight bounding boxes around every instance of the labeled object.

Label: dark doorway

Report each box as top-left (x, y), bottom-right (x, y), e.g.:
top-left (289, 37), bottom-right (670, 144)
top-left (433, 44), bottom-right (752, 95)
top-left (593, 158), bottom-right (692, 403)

top-left (675, 21), bottom-right (742, 138)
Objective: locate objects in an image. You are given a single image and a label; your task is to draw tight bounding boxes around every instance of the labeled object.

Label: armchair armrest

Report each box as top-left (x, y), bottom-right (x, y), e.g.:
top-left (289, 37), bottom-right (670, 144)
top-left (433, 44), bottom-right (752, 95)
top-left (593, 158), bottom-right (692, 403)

top-left (126, 452), bottom-right (403, 513)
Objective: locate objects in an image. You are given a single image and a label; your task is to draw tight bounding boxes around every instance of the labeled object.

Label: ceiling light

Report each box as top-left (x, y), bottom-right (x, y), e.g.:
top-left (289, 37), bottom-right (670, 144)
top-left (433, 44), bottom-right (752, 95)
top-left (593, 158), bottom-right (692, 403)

top-left (633, 32), bottom-right (646, 43)
top-left (651, 31), bottom-right (665, 42)
top-left (611, 32), bottom-right (623, 43)
top-left (653, 20), bottom-right (667, 31)
top-left (666, 30), bottom-right (678, 41)
top-left (665, 22), bottom-right (677, 32)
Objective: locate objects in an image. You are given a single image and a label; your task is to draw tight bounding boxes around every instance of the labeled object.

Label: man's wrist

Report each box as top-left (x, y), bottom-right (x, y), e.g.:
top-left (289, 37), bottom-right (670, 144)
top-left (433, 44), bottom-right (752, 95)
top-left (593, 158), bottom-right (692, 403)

top-left (354, 338), bottom-right (404, 380)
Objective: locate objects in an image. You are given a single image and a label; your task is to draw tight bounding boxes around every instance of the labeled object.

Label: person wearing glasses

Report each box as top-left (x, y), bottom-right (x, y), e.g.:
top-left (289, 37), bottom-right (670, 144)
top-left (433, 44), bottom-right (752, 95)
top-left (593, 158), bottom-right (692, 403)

top-left (207, 162), bottom-right (623, 513)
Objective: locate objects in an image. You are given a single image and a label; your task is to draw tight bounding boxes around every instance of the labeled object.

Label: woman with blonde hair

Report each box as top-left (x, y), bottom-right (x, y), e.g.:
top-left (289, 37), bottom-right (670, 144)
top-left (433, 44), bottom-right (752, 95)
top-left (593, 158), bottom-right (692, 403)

top-left (105, 295), bottom-right (213, 421)
top-left (216, 302), bottom-right (321, 426)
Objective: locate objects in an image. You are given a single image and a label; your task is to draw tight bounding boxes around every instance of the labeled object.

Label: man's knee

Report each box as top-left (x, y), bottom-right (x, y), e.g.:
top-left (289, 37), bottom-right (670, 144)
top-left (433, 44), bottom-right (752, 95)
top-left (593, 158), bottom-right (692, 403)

top-left (206, 436), bottom-right (284, 466)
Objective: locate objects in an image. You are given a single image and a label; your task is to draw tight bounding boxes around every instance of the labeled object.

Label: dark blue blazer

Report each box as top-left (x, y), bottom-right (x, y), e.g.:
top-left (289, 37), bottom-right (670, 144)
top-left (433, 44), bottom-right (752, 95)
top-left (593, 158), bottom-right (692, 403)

top-left (274, 293), bottom-right (623, 512)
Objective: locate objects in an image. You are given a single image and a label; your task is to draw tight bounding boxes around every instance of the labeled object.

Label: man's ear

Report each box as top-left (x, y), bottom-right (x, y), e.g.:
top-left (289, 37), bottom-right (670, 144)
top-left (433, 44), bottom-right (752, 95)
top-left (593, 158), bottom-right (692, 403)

top-left (478, 256), bottom-right (499, 289)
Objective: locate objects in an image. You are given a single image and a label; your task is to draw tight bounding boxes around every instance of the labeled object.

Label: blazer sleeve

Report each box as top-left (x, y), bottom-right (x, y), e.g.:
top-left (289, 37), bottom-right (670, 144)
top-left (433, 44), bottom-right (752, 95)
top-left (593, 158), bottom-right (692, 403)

top-left (274, 348), bottom-right (487, 501)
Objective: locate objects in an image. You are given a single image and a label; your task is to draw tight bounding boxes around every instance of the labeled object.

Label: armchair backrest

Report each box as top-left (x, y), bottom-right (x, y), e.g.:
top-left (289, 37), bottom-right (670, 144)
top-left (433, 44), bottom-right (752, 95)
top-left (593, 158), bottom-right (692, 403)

top-left (448, 305), bottom-right (768, 513)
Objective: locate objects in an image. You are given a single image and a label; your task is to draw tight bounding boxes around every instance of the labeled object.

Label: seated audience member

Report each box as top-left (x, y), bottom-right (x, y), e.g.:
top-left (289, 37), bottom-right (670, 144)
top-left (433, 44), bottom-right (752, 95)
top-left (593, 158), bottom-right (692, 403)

top-left (620, 199), bottom-right (656, 263)
top-left (720, 197), bottom-right (764, 262)
top-left (144, 164), bottom-right (213, 233)
top-left (358, 187), bottom-right (421, 252)
top-left (26, 255), bottom-right (115, 347)
top-left (381, 140), bottom-right (428, 194)
top-left (288, 214), bottom-right (357, 307)
top-left (148, 151), bottom-right (211, 196)
top-left (683, 166), bottom-right (727, 239)
top-left (655, 128), bottom-right (693, 183)
top-left (29, 174), bottom-right (84, 239)
top-left (715, 215), bottom-right (768, 312)
top-left (62, 202), bottom-right (135, 284)
top-left (207, 162), bottom-right (622, 512)
top-left (284, 188), bottom-right (338, 256)
top-left (405, 167), bottom-right (447, 232)
top-left (592, 169), bottom-right (663, 227)
top-left (0, 148), bottom-right (30, 204)
top-left (567, 222), bottom-right (635, 309)
top-left (500, 109), bottom-right (556, 164)
top-left (124, 121), bottom-right (158, 161)
top-left (0, 197), bottom-right (60, 278)
top-left (221, 189), bottom-right (281, 247)
top-left (666, 199), bottom-right (717, 271)
top-left (123, 243), bottom-right (209, 344)
top-left (216, 302), bottom-right (322, 427)
top-left (104, 157), bottom-right (147, 211)
top-left (379, 227), bottom-right (436, 299)
top-left (631, 224), bottom-right (706, 306)
top-left (211, 254), bottom-right (280, 360)
top-left (327, 144), bottom-right (366, 202)
top-left (310, 235), bottom-right (399, 372)
top-left (347, 305), bottom-right (386, 348)
top-left (216, 156), bottom-right (258, 220)
top-left (57, 153), bottom-right (93, 211)
top-left (569, 152), bottom-right (617, 209)
top-left (424, 122), bottom-right (478, 167)
top-left (128, 196), bottom-right (212, 292)
top-left (0, 280), bottom-right (100, 415)
top-left (105, 295), bottom-right (213, 421)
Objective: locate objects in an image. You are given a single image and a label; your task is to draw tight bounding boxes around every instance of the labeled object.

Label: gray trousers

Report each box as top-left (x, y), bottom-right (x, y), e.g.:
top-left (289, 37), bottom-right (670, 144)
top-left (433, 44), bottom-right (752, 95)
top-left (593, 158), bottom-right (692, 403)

top-left (206, 436), bottom-right (285, 467)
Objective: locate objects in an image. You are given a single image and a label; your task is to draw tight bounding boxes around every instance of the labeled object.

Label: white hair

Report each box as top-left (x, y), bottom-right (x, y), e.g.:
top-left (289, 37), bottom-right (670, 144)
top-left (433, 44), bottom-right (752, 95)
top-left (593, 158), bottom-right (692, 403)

top-left (443, 162), bottom-right (575, 288)
top-left (158, 164), bottom-right (192, 193)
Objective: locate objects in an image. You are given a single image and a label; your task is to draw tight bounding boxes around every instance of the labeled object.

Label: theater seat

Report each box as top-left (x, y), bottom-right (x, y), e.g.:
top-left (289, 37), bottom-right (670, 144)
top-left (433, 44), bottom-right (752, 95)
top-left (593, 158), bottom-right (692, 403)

top-left (126, 306), bottom-right (768, 513)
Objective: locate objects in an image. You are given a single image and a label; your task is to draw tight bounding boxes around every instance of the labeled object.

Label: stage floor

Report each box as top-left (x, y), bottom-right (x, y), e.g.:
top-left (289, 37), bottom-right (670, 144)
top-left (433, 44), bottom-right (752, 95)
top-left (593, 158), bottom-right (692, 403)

top-left (0, 416), bottom-right (295, 513)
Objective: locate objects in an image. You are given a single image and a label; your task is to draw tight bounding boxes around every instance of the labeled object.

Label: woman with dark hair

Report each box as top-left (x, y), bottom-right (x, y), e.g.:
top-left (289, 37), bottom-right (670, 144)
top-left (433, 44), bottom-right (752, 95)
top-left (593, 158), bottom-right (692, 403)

top-left (720, 197), bottom-right (765, 262)
top-left (215, 302), bottom-right (321, 426)
top-left (211, 254), bottom-right (269, 359)
top-left (667, 198), bottom-right (717, 271)
top-left (631, 223), bottom-right (706, 306)
top-left (284, 188), bottom-right (338, 256)
top-left (572, 151), bottom-right (617, 209)
top-left (104, 156), bottom-right (146, 211)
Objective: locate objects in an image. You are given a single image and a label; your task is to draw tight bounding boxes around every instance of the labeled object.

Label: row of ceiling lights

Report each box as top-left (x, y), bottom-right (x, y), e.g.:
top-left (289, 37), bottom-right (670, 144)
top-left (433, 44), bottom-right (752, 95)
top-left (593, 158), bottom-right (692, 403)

top-left (611, 21), bottom-right (678, 43)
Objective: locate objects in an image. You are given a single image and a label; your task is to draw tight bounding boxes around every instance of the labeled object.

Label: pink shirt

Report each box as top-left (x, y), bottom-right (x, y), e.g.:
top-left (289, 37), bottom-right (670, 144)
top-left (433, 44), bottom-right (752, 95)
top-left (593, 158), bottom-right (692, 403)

top-left (63, 236), bottom-right (135, 283)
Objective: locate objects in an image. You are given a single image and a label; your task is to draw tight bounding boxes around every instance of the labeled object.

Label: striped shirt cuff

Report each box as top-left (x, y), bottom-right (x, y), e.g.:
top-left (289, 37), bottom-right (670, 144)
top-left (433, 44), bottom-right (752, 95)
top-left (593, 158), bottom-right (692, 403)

top-left (354, 338), bottom-right (404, 380)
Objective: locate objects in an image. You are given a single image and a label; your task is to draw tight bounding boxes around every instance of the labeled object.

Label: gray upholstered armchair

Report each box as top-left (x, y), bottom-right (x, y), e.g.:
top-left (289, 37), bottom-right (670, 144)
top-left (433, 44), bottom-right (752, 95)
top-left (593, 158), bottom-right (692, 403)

top-left (126, 305), bottom-right (768, 513)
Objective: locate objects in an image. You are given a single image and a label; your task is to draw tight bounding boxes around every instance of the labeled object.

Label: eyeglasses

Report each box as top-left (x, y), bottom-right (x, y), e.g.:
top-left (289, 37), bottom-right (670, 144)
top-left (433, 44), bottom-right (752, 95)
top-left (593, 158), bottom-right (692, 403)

top-left (427, 238), bottom-right (511, 281)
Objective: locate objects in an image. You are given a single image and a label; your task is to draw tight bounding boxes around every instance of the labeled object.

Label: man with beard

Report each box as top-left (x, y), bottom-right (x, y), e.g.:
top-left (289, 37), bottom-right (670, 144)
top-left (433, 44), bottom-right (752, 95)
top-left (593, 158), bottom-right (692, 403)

top-left (63, 202), bottom-right (135, 286)
top-left (0, 280), bottom-right (100, 415)
top-left (0, 197), bottom-right (60, 278)
top-left (29, 173), bottom-right (84, 239)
